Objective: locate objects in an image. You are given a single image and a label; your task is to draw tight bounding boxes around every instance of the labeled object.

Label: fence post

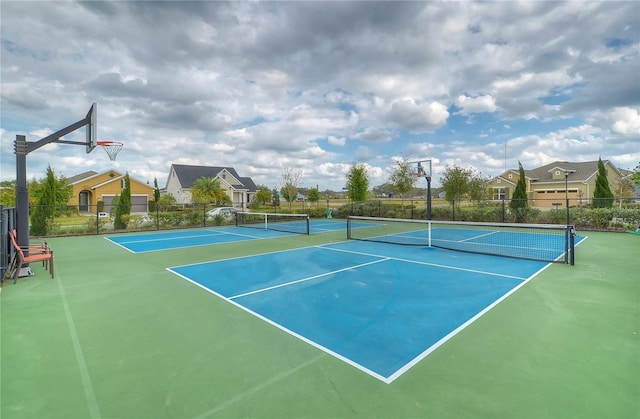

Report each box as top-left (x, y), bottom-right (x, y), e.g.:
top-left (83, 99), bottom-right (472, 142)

top-left (96, 205), bottom-right (100, 235)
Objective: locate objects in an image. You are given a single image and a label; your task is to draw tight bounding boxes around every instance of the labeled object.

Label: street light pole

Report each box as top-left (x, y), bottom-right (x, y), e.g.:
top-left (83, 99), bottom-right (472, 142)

top-left (564, 169), bottom-right (575, 225)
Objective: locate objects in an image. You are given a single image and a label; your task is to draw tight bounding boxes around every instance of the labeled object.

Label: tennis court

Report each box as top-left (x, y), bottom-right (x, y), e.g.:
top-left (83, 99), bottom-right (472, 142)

top-left (1, 221), bottom-right (638, 418)
top-left (169, 241), bottom-right (548, 383)
top-left (106, 219), bottom-right (351, 253)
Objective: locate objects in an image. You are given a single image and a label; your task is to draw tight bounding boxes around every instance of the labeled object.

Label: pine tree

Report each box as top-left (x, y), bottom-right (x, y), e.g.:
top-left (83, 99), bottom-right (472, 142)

top-left (509, 161), bottom-right (529, 222)
top-left (346, 163), bottom-right (370, 202)
top-left (114, 173), bottom-right (132, 230)
top-left (593, 157), bottom-right (614, 208)
top-left (30, 166), bottom-right (57, 236)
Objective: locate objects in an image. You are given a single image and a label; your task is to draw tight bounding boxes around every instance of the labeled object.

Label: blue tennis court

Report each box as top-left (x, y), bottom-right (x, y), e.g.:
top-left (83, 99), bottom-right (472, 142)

top-left (106, 227), bottom-right (291, 253)
top-left (106, 220), bottom-right (355, 253)
top-left (168, 240), bottom-right (551, 383)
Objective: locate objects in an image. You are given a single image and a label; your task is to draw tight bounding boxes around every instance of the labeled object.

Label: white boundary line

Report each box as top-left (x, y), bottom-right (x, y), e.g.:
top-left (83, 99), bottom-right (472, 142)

top-left (228, 258), bottom-right (389, 299)
top-left (167, 267), bottom-right (391, 383)
top-left (166, 235), bottom-right (590, 384)
top-left (104, 228), bottom-right (268, 253)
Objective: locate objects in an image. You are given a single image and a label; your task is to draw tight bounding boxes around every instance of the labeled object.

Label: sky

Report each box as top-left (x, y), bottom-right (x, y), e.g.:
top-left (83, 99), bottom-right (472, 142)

top-left (1, 1), bottom-right (639, 192)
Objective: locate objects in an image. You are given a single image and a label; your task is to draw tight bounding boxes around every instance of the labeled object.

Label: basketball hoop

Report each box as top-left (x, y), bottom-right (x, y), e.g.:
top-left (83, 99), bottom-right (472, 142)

top-left (97, 141), bottom-right (123, 161)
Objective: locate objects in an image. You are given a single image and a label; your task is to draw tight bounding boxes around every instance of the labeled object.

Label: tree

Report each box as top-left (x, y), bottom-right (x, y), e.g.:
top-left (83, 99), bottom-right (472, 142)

top-left (30, 166), bottom-right (58, 236)
top-left (307, 187), bottom-right (320, 207)
top-left (346, 163), bottom-right (369, 202)
top-left (611, 177), bottom-right (636, 207)
top-left (114, 173), bottom-right (131, 230)
top-left (28, 169), bottom-right (72, 216)
top-left (280, 167), bottom-right (303, 210)
top-left (509, 161), bottom-right (529, 222)
top-left (468, 171), bottom-right (491, 205)
top-left (592, 157), bottom-right (614, 208)
top-left (632, 162), bottom-right (640, 185)
top-left (372, 182), bottom-right (395, 198)
top-left (149, 177), bottom-right (161, 212)
top-left (389, 156), bottom-right (417, 207)
top-left (255, 185), bottom-right (272, 205)
top-left (153, 177), bottom-right (161, 203)
top-left (191, 176), bottom-right (228, 206)
top-left (440, 165), bottom-right (472, 212)
top-left (0, 180), bottom-right (16, 207)
top-left (156, 194), bottom-right (177, 211)
top-left (272, 187), bottom-right (280, 207)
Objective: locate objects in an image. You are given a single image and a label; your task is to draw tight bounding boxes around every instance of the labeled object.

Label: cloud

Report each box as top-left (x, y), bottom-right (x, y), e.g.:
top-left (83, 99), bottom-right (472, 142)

top-left (387, 99), bottom-right (449, 132)
top-left (1, 1), bottom-right (638, 191)
top-left (455, 94), bottom-right (497, 115)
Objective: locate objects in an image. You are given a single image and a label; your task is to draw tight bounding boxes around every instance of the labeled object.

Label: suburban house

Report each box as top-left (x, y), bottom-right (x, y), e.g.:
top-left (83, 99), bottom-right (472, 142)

top-left (67, 170), bottom-right (154, 213)
top-left (488, 160), bottom-right (630, 208)
top-left (164, 164), bottom-right (257, 208)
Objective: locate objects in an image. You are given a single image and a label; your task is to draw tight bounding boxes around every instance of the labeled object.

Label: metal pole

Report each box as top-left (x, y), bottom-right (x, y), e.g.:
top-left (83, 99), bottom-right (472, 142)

top-left (15, 135), bottom-right (30, 256)
top-left (426, 177), bottom-right (432, 220)
top-left (565, 171), bottom-right (570, 225)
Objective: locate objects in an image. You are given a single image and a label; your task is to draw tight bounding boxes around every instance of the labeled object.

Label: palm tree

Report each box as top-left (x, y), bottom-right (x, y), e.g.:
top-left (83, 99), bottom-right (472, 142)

top-left (191, 177), bottom-right (228, 206)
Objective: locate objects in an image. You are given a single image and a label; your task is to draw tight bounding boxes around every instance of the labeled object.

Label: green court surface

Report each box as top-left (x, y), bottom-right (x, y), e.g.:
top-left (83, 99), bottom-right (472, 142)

top-left (1, 229), bottom-right (638, 418)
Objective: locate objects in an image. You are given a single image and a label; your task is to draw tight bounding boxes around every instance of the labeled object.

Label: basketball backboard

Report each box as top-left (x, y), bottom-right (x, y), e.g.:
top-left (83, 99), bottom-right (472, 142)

top-left (86, 102), bottom-right (97, 153)
top-left (410, 160), bottom-right (432, 179)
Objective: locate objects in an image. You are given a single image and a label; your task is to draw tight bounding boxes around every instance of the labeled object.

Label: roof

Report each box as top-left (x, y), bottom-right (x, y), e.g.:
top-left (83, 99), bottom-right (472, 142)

top-left (523, 160), bottom-right (615, 183)
top-left (67, 170), bottom-right (153, 191)
top-left (170, 164), bottom-right (257, 192)
top-left (67, 171), bottom-right (98, 184)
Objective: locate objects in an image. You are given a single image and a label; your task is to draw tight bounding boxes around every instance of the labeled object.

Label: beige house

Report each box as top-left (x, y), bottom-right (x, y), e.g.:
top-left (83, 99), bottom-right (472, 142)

top-left (67, 170), bottom-right (154, 213)
top-left (488, 160), bottom-right (627, 208)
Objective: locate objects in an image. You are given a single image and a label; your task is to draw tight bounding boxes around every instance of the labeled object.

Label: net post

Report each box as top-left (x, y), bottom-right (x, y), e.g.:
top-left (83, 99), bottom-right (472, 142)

top-left (428, 220), bottom-right (432, 247)
top-left (305, 215), bottom-right (310, 235)
top-left (570, 226), bottom-right (576, 266)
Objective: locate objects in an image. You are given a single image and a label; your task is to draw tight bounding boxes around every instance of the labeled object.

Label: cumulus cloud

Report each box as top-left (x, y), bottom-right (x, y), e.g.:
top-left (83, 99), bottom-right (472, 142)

top-left (455, 94), bottom-right (497, 114)
top-left (387, 99), bottom-right (449, 132)
top-left (1, 1), bottom-right (638, 191)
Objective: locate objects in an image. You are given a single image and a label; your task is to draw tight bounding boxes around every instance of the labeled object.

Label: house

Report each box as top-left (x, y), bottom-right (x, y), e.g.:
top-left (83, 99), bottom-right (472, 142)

top-left (488, 160), bottom-right (628, 208)
top-left (164, 164), bottom-right (257, 208)
top-left (67, 170), bottom-right (154, 213)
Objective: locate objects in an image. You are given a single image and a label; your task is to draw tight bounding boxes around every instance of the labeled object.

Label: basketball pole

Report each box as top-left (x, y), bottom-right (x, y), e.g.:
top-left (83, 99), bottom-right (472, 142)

top-left (426, 176), bottom-right (432, 220)
top-left (14, 105), bottom-right (95, 273)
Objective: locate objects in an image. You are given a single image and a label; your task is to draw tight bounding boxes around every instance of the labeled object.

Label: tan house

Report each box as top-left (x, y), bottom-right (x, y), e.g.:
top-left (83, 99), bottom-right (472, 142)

top-left (67, 170), bottom-right (154, 213)
top-left (488, 160), bottom-right (627, 208)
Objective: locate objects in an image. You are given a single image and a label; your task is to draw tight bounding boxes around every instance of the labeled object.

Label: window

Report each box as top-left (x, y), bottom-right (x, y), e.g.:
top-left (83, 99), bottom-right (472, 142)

top-left (493, 187), bottom-right (506, 200)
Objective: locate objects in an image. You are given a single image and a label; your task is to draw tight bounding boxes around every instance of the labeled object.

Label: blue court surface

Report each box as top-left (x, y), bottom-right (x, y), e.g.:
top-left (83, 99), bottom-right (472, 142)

top-left (106, 220), bottom-right (349, 253)
top-left (106, 227), bottom-right (297, 253)
top-left (168, 240), bottom-right (551, 383)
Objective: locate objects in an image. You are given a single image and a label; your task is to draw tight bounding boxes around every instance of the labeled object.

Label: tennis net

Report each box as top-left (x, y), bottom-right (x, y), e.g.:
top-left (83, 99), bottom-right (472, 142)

top-left (236, 212), bottom-right (310, 235)
top-left (347, 216), bottom-right (576, 264)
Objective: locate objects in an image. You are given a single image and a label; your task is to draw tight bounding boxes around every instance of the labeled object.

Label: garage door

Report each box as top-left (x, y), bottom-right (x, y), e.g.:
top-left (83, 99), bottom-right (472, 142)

top-left (101, 195), bottom-right (148, 213)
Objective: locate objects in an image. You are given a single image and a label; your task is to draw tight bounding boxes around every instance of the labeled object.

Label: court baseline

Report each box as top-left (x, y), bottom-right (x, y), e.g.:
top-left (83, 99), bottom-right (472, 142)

top-left (168, 241), bottom-right (548, 383)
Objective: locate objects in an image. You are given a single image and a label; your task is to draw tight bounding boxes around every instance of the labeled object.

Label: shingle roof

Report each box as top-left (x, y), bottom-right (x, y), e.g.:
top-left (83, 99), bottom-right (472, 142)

top-left (523, 160), bottom-right (614, 183)
top-left (66, 171), bottom-right (98, 184)
top-left (171, 164), bottom-right (257, 192)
